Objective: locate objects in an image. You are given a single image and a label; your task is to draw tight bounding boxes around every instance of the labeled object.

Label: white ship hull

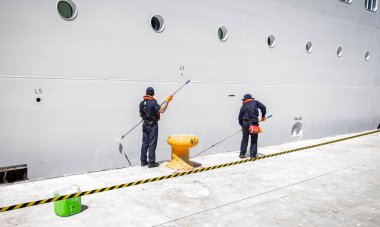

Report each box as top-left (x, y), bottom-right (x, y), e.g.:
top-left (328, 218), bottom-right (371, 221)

top-left (0, 0), bottom-right (379, 180)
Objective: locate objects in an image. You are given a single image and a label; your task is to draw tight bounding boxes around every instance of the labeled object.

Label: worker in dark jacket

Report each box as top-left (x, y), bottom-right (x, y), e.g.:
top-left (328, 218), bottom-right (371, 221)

top-left (140, 87), bottom-right (172, 168)
top-left (238, 94), bottom-right (266, 159)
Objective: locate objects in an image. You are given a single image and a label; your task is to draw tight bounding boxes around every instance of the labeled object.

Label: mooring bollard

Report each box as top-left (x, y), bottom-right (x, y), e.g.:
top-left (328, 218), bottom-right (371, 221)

top-left (166, 134), bottom-right (199, 170)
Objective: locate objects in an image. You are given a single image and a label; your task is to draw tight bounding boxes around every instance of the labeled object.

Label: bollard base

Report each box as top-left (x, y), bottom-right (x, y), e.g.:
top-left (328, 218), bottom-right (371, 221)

top-left (166, 153), bottom-right (194, 171)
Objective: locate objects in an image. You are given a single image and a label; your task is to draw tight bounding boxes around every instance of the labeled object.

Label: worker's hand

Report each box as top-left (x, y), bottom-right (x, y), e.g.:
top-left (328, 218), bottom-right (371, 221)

top-left (261, 117), bottom-right (267, 122)
top-left (166, 96), bottom-right (173, 103)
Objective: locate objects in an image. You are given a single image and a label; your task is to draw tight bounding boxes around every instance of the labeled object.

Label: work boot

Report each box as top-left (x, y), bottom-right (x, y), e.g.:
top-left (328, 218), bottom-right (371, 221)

top-left (250, 152), bottom-right (257, 158)
top-left (239, 154), bottom-right (245, 159)
top-left (141, 161), bottom-right (148, 167)
top-left (148, 162), bottom-right (159, 168)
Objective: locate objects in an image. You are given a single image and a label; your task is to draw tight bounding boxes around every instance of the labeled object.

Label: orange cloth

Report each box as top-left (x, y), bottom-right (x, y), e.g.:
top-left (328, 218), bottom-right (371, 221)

top-left (243, 98), bottom-right (254, 104)
top-left (143, 95), bottom-right (156, 101)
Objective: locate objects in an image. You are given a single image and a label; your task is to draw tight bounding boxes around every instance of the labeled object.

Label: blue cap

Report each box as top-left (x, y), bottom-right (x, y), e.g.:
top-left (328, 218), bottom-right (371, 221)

top-left (146, 87), bottom-right (154, 95)
top-left (242, 94), bottom-right (252, 100)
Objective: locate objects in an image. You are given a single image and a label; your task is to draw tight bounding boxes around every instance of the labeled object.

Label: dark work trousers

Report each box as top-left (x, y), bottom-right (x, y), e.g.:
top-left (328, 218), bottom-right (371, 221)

top-left (240, 122), bottom-right (258, 157)
top-left (141, 122), bottom-right (159, 163)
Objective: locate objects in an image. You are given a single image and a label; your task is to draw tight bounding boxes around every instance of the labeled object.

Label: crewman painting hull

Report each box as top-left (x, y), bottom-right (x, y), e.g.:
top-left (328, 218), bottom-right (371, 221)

top-left (0, 0), bottom-right (379, 180)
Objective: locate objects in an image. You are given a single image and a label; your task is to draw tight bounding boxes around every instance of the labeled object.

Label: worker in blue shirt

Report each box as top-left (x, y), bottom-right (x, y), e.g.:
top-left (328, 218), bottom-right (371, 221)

top-left (139, 87), bottom-right (173, 168)
top-left (238, 94), bottom-right (266, 159)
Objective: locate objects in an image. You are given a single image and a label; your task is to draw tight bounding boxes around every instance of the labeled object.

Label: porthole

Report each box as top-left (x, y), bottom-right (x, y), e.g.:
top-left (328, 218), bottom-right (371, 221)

top-left (306, 41), bottom-right (313, 53)
top-left (57, 0), bottom-right (77, 21)
top-left (218, 26), bottom-right (228, 42)
top-left (365, 0), bottom-right (378, 12)
top-left (151, 14), bottom-right (165, 33)
top-left (291, 122), bottom-right (303, 137)
top-left (267, 34), bottom-right (276, 48)
top-left (365, 51), bottom-right (370, 61)
top-left (337, 46), bottom-right (343, 57)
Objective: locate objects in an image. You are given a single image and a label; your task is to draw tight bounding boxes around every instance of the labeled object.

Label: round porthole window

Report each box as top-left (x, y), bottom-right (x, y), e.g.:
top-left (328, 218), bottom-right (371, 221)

top-left (365, 51), bottom-right (370, 61)
top-left (337, 46), bottom-right (343, 57)
top-left (218, 26), bottom-right (228, 42)
top-left (267, 34), bottom-right (276, 48)
top-left (291, 122), bottom-right (303, 137)
top-left (306, 41), bottom-right (313, 53)
top-left (151, 14), bottom-right (165, 33)
top-left (57, 0), bottom-right (77, 21)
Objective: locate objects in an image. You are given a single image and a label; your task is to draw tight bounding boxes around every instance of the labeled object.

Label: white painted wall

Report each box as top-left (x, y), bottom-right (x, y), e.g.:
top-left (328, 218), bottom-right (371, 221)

top-left (0, 0), bottom-right (379, 179)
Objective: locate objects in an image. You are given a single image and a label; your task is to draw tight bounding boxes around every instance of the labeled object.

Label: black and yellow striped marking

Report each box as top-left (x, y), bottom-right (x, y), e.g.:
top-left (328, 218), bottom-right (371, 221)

top-left (1, 129), bottom-right (379, 213)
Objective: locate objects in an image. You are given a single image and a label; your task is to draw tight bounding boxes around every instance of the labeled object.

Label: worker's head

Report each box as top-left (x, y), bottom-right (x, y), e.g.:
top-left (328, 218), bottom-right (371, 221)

top-left (146, 87), bottom-right (155, 96)
top-left (242, 94), bottom-right (252, 101)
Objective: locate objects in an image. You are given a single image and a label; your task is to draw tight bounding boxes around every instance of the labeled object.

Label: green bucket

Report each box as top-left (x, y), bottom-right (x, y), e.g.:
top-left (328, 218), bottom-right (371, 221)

top-left (54, 185), bottom-right (81, 217)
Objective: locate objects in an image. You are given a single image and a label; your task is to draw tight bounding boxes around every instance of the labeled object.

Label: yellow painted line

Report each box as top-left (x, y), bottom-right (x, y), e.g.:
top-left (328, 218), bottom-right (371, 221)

top-left (39, 199), bottom-right (49, 204)
top-left (103, 187), bottom-right (112, 192)
top-left (14, 204), bottom-right (23, 209)
top-left (62, 195), bottom-right (71, 200)
top-left (51, 197), bottom-right (60, 202)
top-left (0, 207), bottom-right (9, 212)
top-left (26, 202), bottom-right (36, 207)
top-left (93, 189), bottom-right (102, 194)
top-left (0, 129), bottom-right (378, 213)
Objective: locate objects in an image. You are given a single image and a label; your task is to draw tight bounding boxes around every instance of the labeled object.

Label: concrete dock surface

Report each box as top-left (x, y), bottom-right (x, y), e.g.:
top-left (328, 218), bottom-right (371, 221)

top-left (1, 130), bottom-right (380, 226)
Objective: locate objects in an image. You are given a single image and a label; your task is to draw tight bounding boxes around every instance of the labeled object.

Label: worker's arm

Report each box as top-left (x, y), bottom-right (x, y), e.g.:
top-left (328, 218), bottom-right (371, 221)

top-left (238, 107), bottom-right (244, 126)
top-left (256, 100), bottom-right (267, 121)
top-left (159, 96), bottom-right (173, 113)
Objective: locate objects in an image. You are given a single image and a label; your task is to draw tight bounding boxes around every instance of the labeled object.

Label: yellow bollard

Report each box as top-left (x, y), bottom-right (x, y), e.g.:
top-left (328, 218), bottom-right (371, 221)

top-left (166, 134), bottom-right (199, 171)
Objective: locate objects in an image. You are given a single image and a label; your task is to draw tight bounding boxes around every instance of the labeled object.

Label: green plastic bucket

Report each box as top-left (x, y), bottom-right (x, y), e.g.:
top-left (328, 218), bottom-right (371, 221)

top-left (54, 185), bottom-right (81, 217)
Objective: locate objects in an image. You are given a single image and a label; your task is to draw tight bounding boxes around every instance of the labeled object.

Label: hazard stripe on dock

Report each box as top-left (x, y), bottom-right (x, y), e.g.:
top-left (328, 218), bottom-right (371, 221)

top-left (1, 129), bottom-right (379, 213)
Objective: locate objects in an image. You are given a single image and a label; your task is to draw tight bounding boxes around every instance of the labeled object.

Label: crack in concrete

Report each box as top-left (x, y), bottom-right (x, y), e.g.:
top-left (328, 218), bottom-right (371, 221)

top-left (152, 160), bottom-right (373, 227)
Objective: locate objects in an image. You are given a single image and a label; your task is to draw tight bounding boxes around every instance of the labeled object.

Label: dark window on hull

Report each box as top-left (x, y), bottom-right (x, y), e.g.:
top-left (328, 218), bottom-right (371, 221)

top-left (151, 17), bottom-right (160, 31)
top-left (218, 26), bottom-right (228, 42)
top-left (365, 0), bottom-right (378, 11)
top-left (57, 1), bottom-right (73, 19)
top-left (365, 51), bottom-right (371, 61)
top-left (337, 46), bottom-right (343, 57)
top-left (267, 34), bottom-right (276, 48)
top-left (339, 0), bottom-right (352, 4)
top-left (151, 15), bottom-right (165, 33)
top-left (57, 0), bottom-right (77, 21)
top-left (292, 122), bottom-right (303, 136)
top-left (0, 165), bottom-right (28, 184)
top-left (306, 41), bottom-right (313, 53)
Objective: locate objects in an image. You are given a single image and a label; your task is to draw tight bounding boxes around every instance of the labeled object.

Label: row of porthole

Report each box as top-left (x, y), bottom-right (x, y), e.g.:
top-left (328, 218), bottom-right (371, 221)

top-left (57, 0), bottom-right (371, 61)
top-left (340, 0), bottom-right (378, 12)
top-left (304, 41), bottom-right (370, 60)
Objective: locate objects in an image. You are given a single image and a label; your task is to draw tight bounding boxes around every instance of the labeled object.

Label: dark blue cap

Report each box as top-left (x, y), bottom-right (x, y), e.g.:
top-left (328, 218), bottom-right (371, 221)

top-left (242, 94), bottom-right (252, 100)
top-left (146, 87), bottom-right (154, 95)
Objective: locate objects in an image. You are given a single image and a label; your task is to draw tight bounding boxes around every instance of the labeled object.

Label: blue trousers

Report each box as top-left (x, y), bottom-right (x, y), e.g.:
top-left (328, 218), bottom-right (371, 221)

top-left (240, 122), bottom-right (258, 157)
top-left (141, 122), bottom-right (158, 163)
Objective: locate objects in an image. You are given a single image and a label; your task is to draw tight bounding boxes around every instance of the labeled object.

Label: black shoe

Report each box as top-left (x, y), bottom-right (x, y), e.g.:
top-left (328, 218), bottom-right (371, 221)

top-left (239, 154), bottom-right (245, 159)
top-left (148, 162), bottom-right (159, 168)
top-left (250, 155), bottom-right (257, 158)
top-left (141, 161), bottom-right (148, 167)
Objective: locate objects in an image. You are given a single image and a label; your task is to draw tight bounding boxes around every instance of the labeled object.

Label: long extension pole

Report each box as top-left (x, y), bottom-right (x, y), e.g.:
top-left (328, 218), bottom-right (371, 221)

top-left (194, 114), bottom-right (273, 157)
top-left (117, 80), bottom-right (191, 143)
top-left (117, 80), bottom-right (191, 165)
